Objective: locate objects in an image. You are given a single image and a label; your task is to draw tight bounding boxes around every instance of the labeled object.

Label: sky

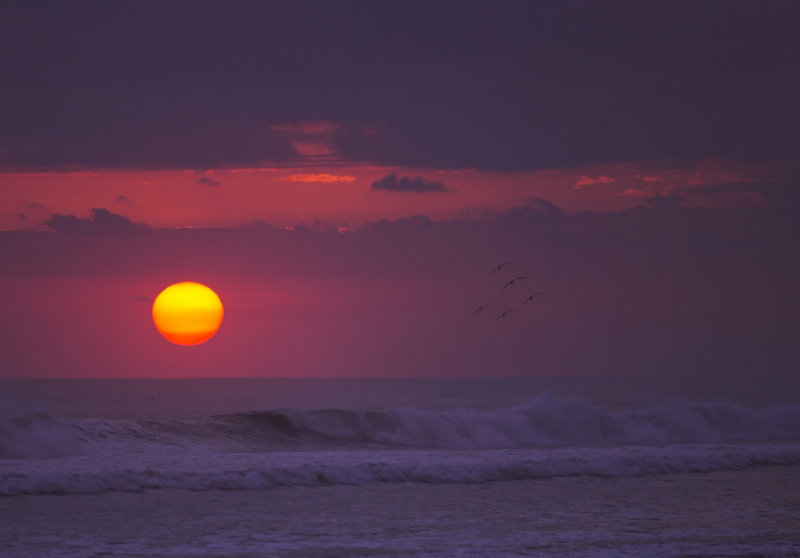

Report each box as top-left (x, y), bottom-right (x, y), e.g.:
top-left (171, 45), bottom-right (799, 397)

top-left (1, 0), bottom-right (799, 378)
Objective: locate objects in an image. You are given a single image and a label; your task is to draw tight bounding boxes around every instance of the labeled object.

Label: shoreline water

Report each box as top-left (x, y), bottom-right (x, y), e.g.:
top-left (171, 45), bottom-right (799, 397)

top-left (2, 466), bottom-right (799, 557)
top-left (2, 377), bottom-right (799, 556)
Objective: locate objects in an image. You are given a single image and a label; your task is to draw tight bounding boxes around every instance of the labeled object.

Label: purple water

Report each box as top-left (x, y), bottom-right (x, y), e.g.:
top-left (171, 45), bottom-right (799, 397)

top-left (2, 378), bottom-right (799, 556)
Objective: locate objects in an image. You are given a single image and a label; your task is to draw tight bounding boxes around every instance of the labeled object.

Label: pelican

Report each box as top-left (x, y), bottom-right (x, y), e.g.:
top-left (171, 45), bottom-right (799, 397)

top-left (521, 293), bottom-right (544, 307)
top-left (490, 262), bottom-right (512, 276)
top-left (501, 276), bottom-right (526, 293)
top-left (495, 308), bottom-right (517, 323)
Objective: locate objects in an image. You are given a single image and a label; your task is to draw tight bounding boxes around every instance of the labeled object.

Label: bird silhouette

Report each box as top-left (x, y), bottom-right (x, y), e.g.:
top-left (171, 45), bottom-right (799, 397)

top-left (490, 262), bottom-right (512, 276)
top-left (501, 276), bottom-right (526, 293)
top-left (472, 303), bottom-right (492, 316)
top-left (521, 293), bottom-right (544, 307)
top-left (495, 308), bottom-right (517, 323)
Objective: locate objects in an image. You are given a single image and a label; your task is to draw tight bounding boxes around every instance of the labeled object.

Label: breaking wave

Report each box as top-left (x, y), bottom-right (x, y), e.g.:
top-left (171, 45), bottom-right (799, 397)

top-left (252, 398), bottom-right (800, 448)
top-left (3, 396), bottom-right (800, 496)
top-left (0, 413), bottom-right (81, 459)
top-left (3, 395), bottom-right (800, 459)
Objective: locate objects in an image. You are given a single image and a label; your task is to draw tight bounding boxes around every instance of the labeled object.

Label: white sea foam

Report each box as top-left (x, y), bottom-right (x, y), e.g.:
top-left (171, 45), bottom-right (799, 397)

top-left (1, 442), bottom-right (799, 496)
top-left (3, 396), bottom-right (800, 496)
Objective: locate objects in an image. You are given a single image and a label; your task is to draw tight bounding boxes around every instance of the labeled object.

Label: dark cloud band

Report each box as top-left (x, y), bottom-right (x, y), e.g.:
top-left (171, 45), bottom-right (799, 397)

top-left (371, 173), bottom-right (449, 193)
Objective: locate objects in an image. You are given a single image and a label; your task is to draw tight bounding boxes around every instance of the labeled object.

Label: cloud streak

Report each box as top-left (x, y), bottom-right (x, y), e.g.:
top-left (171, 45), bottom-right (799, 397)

top-left (281, 174), bottom-right (356, 183)
top-left (574, 176), bottom-right (615, 189)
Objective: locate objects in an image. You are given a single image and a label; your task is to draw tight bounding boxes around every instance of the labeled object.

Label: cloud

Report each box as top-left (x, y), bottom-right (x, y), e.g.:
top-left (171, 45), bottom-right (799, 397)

top-left (521, 196), bottom-right (564, 216)
top-left (291, 141), bottom-right (336, 157)
top-left (574, 176), bottom-right (615, 189)
top-left (364, 214), bottom-right (433, 234)
top-left (269, 121), bottom-right (340, 134)
top-left (492, 197), bottom-right (565, 227)
top-left (643, 193), bottom-right (684, 210)
top-left (44, 208), bottom-right (148, 235)
top-left (281, 174), bottom-right (356, 183)
top-left (115, 195), bottom-right (133, 206)
top-left (635, 175), bottom-right (665, 182)
top-left (1, 4), bottom-right (798, 172)
top-left (197, 176), bottom-right (221, 186)
top-left (371, 173), bottom-right (450, 193)
top-left (268, 121), bottom-right (342, 161)
top-left (14, 202), bottom-right (46, 224)
top-left (617, 188), bottom-right (654, 198)
top-left (671, 180), bottom-right (768, 209)
top-left (133, 295), bottom-right (150, 302)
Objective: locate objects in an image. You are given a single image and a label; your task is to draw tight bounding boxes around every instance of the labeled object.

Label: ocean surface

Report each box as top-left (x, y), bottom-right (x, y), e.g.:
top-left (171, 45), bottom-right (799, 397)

top-left (1, 377), bottom-right (799, 557)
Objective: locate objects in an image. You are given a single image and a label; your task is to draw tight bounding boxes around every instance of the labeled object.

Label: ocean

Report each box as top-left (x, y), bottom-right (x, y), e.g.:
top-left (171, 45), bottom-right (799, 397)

top-left (1, 377), bottom-right (799, 557)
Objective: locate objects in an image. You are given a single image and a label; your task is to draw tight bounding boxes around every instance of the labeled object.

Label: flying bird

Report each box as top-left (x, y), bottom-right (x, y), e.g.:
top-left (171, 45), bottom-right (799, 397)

top-left (521, 293), bottom-right (544, 307)
top-left (501, 276), bottom-right (526, 293)
top-left (490, 262), bottom-right (512, 276)
top-left (495, 308), bottom-right (517, 323)
top-left (472, 303), bottom-right (492, 316)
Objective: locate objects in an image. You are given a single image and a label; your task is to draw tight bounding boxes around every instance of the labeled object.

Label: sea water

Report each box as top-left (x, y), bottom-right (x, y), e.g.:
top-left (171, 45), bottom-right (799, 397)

top-left (1, 377), bottom-right (799, 557)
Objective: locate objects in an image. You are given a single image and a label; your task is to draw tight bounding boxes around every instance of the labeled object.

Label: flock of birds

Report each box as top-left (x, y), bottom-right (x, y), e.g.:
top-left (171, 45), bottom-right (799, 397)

top-left (473, 262), bottom-right (544, 323)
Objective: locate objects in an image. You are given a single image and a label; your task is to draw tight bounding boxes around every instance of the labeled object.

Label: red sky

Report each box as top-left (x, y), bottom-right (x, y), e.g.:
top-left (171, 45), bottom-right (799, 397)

top-left (1, 157), bottom-right (778, 231)
top-left (1, 2), bottom-right (799, 379)
top-left (2, 187), bottom-right (798, 379)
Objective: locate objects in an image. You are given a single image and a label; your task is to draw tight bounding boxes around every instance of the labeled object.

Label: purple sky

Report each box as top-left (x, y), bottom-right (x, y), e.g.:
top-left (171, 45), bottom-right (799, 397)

top-left (1, 1), bottom-right (798, 377)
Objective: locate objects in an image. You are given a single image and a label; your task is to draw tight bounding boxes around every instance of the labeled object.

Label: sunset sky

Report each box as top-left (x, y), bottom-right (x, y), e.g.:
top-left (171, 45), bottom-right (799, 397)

top-left (1, 1), bottom-right (798, 378)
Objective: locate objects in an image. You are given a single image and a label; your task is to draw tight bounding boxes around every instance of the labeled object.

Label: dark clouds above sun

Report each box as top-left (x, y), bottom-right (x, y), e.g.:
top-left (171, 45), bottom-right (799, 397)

top-left (1, 1), bottom-right (798, 173)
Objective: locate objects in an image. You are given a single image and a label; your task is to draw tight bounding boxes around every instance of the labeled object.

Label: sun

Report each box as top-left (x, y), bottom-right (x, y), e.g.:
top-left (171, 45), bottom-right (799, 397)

top-left (152, 282), bottom-right (224, 345)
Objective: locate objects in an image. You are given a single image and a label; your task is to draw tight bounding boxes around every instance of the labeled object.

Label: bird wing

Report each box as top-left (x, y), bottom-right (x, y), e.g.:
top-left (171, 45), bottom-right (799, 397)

top-left (495, 309), bottom-right (516, 322)
top-left (522, 292), bottom-right (544, 306)
top-left (490, 262), bottom-right (512, 276)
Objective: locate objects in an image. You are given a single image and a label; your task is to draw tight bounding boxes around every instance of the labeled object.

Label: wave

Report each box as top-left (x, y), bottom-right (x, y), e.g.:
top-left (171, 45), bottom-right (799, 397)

top-left (3, 396), bottom-right (800, 459)
top-left (265, 398), bottom-right (800, 448)
top-left (2, 443), bottom-right (799, 495)
top-left (0, 413), bottom-right (81, 459)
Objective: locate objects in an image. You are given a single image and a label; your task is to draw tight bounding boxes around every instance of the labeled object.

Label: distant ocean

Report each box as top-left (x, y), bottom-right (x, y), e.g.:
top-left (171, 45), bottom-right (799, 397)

top-left (2, 377), bottom-right (800, 557)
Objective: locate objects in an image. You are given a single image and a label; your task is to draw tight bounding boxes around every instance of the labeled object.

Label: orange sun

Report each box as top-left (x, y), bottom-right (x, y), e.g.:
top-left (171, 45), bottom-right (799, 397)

top-left (152, 282), bottom-right (224, 345)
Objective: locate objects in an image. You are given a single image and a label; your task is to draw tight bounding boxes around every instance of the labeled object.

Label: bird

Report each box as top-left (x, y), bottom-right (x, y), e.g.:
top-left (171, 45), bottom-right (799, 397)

top-left (521, 293), bottom-right (544, 307)
top-left (495, 308), bottom-right (517, 323)
top-left (490, 262), bottom-right (512, 276)
top-left (501, 276), bottom-right (526, 293)
top-left (472, 303), bottom-right (492, 316)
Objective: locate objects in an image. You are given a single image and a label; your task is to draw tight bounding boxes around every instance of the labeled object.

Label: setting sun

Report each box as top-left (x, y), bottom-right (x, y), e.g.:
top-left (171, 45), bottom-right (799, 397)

top-left (152, 282), bottom-right (224, 345)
